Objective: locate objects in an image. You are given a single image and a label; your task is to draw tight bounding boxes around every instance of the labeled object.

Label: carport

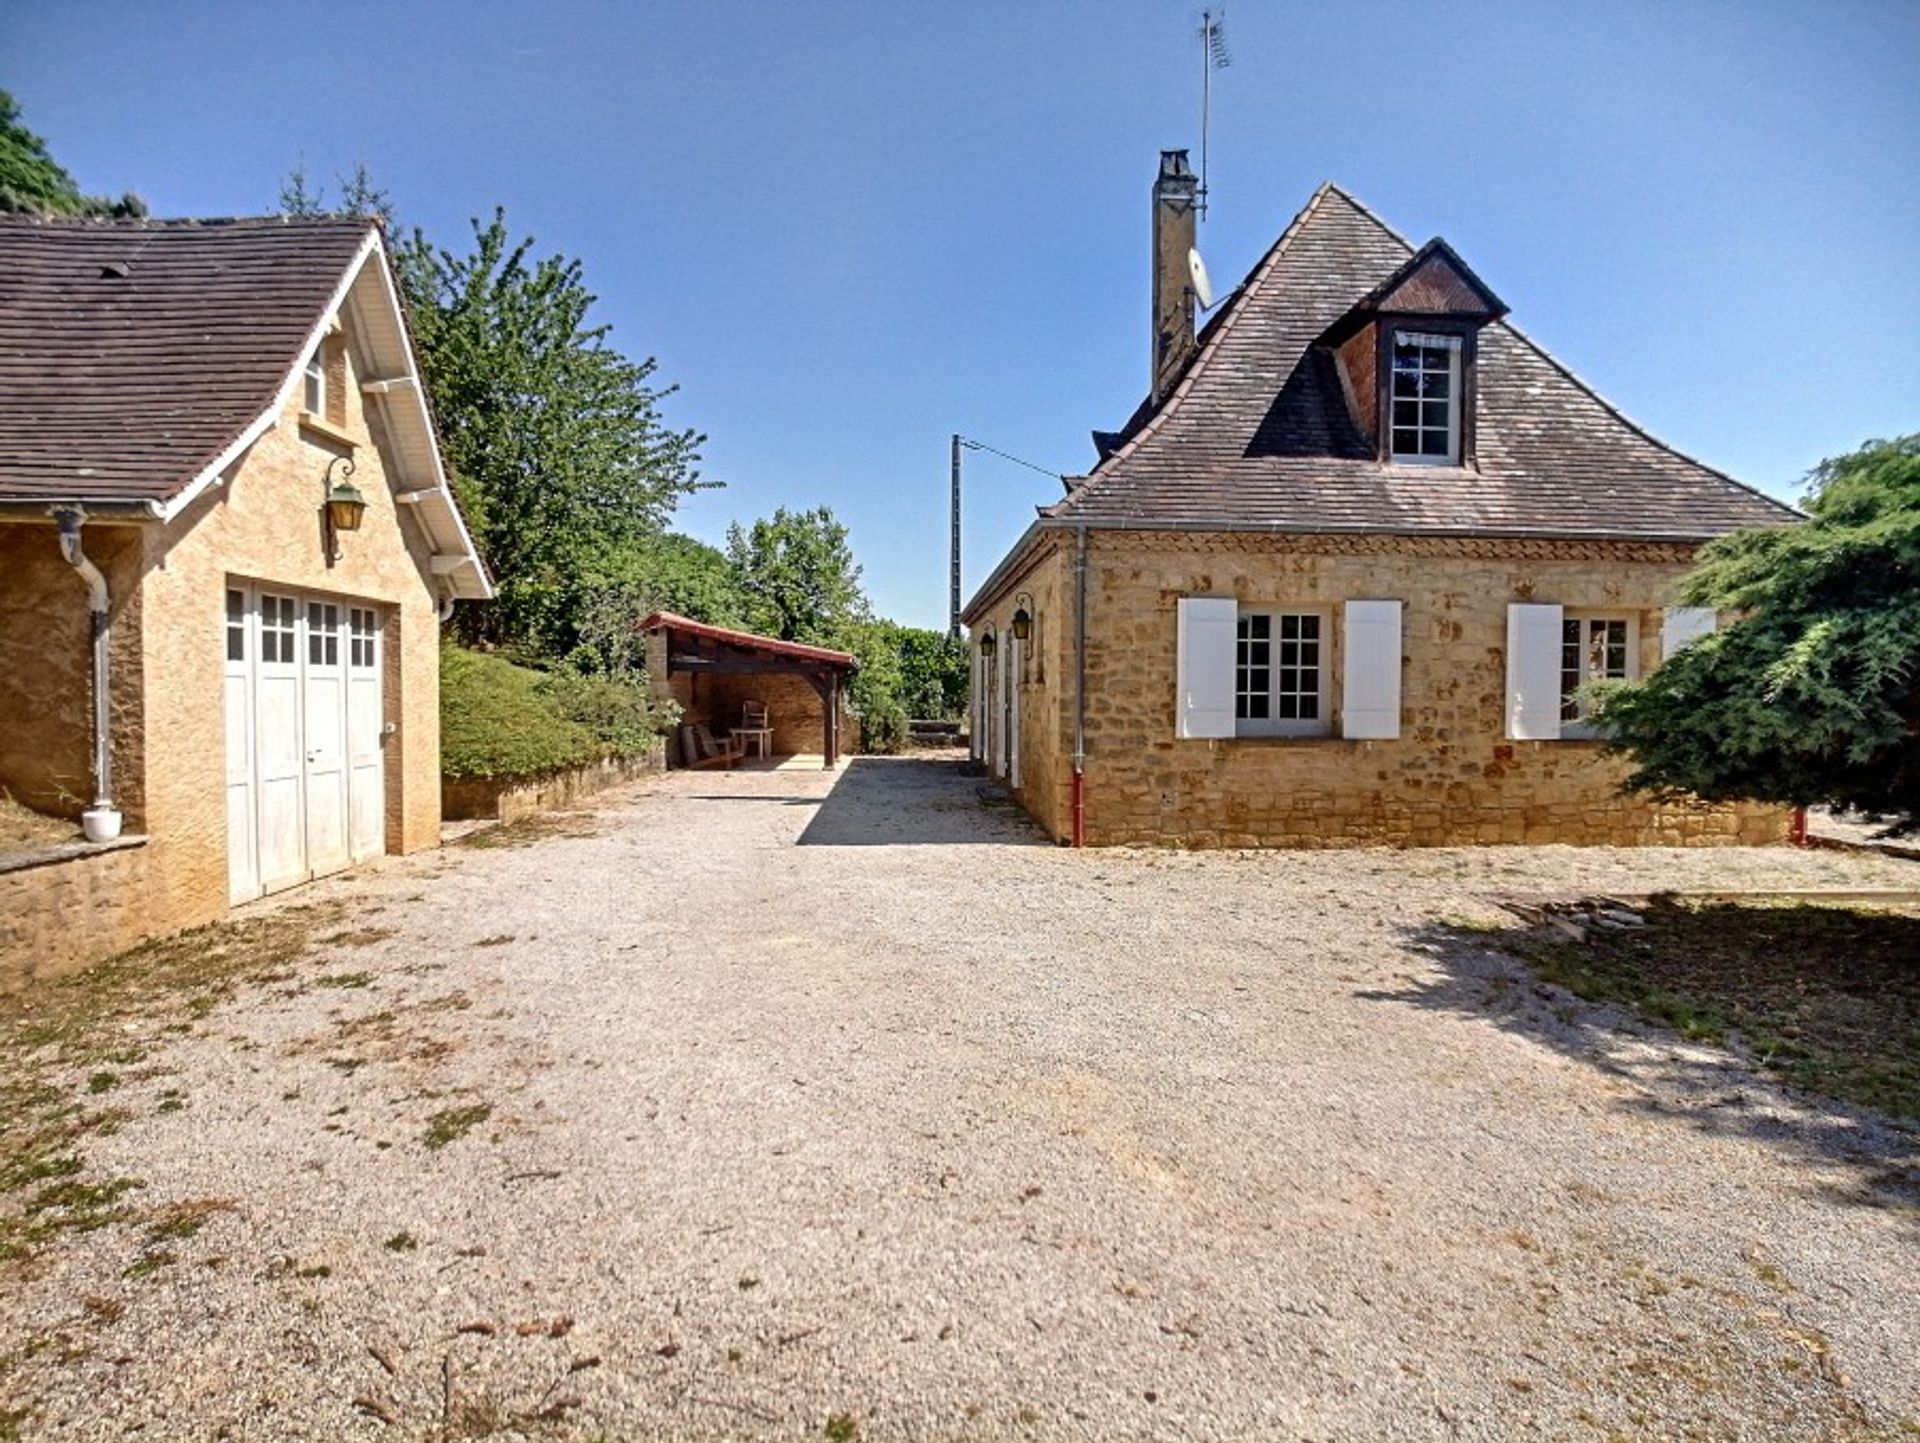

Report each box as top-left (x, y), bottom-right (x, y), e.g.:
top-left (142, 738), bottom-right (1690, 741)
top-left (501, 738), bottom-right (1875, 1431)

top-left (640, 612), bottom-right (856, 769)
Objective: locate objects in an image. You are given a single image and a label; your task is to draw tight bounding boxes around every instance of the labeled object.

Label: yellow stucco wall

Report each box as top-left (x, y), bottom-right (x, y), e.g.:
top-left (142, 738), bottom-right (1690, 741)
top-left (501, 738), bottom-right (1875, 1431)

top-left (1, 309), bottom-right (450, 980)
top-left (972, 530), bottom-right (1790, 849)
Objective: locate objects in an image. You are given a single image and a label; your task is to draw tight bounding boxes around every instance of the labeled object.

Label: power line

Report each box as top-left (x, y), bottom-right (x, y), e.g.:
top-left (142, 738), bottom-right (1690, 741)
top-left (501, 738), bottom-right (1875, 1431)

top-left (957, 436), bottom-right (1064, 480)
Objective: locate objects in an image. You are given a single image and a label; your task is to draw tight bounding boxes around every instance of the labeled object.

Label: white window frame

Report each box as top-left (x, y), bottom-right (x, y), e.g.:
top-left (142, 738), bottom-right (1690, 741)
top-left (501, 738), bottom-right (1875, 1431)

top-left (1388, 330), bottom-right (1462, 466)
top-left (1559, 610), bottom-right (1639, 738)
top-left (303, 345), bottom-right (326, 417)
top-left (1234, 606), bottom-right (1330, 738)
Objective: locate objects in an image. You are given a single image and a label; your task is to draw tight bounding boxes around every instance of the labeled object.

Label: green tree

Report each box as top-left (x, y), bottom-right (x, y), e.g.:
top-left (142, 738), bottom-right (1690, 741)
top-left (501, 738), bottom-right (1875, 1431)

top-left (0, 89), bottom-right (144, 217)
top-left (395, 210), bottom-right (707, 654)
top-left (1594, 436), bottom-right (1920, 833)
top-left (623, 532), bottom-right (754, 629)
top-left (277, 158), bottom-right (394, 228)
top-left (724, 506), bottom-right (868, 647)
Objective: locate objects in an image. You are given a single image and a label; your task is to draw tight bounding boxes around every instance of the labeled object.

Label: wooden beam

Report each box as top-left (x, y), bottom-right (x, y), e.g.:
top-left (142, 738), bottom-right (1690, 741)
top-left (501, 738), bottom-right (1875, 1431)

top-left (667, 655), bottom-right (846, 676)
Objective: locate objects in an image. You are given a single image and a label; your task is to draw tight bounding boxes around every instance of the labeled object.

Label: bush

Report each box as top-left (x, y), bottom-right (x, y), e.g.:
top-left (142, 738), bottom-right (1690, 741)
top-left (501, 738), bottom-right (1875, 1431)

top-left (542, 667), bottom-right (674, 755)
top-left (440, 644), bottom-right (597, 779)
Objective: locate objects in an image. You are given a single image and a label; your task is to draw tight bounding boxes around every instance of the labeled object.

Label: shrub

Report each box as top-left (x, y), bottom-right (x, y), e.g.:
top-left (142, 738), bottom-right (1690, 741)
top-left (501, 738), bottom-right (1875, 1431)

top-left (439, 644), bottom-right (597, 780)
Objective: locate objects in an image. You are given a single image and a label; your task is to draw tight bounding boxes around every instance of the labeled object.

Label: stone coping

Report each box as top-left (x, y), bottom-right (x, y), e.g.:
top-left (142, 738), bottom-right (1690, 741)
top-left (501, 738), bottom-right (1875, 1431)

top-left (0, 833), bottom-right (149, 878)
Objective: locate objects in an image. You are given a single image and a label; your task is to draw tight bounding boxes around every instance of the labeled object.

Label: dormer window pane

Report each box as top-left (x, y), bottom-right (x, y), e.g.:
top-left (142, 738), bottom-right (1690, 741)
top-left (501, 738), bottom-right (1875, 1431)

top-left (1389, 331), bottom-right (1461, 464)
top-left (303, 347), bottom-right (325, 416)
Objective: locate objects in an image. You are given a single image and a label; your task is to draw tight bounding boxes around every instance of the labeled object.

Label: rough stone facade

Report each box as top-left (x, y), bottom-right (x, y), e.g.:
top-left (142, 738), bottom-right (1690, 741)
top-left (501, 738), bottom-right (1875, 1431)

top-left (971, 530), bottom-right (1790, 849)
top-left (0, 313), bottom-right (449, 977)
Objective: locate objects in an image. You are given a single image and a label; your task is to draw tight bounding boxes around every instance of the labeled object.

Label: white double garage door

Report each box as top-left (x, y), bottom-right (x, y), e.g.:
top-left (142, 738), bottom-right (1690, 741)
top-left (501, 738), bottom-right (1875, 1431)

top-left (225, 583), bottom-right (385, 904)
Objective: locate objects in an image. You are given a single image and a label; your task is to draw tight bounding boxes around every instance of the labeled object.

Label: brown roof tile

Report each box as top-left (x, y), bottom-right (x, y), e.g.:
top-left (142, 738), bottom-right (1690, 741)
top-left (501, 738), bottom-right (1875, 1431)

top-left (1049, 184), bottom-right (1799, 540)
top-left (0, 214), bottom-right (374, 507)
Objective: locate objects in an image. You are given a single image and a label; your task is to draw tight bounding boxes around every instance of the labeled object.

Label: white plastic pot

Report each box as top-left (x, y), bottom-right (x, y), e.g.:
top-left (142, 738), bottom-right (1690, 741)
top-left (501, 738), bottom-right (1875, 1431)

top-left (82, 807), bottom-right (123, 843)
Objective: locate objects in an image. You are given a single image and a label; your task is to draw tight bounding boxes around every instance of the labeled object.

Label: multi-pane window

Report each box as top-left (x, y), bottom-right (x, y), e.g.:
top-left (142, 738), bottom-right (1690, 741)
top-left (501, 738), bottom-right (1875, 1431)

top-left (1389, 331), bottom-right (1461, 463)
top-left (307, 602), bottom-right (340, 667)
top-left (349, 608), bottom-right (378, 668)
top-left (303, 346), bottom-right (326, 417)
top-left (1560, 615), bottom-right (1632, 723)
top-left (226, 589), bottom-right (246, 662)
top-left (260, 594), bottom-right (298, 664)
top-left (1236, 610), bottom-right (1324, 735)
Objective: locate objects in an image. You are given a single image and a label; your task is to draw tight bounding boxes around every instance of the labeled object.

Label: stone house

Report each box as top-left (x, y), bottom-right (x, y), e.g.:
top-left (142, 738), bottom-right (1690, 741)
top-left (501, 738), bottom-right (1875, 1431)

top-left (0, 214), bottom-right (488, 980)
top-left (961, 155), bottom-right (1800, 848)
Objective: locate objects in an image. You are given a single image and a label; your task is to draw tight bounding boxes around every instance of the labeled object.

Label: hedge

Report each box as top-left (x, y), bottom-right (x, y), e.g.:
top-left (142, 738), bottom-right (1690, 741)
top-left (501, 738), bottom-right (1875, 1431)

top-left (440, 644), bottom-right (600, 780)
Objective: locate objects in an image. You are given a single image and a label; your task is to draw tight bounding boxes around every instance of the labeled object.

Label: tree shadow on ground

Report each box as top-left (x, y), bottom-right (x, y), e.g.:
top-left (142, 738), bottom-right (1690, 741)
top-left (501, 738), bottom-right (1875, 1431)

top-left (1370, 913), bottom-right (1919, 1219)
top-left (795, 755), bottom-right (1051, 847)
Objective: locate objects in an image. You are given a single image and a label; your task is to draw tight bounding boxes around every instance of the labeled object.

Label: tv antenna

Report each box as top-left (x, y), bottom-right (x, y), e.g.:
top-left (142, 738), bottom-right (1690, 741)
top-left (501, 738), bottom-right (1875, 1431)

top-left (1198, 9), bottom-right (1231, 221)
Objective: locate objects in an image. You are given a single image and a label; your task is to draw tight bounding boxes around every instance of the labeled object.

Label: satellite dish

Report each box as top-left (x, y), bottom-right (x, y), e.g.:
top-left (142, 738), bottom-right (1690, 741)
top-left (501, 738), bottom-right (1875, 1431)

top-left (1188, 247), bottom-right (1215, 310)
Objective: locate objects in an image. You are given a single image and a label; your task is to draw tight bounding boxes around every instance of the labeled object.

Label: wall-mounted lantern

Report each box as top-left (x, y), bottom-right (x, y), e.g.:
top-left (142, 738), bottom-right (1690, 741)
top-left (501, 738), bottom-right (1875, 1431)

top-left (323, 454), bottom-right (367, 562)
top-left (1010, 592), bottom-right (1034, 642)
top-left (979, 628), bottom-right (997, 657)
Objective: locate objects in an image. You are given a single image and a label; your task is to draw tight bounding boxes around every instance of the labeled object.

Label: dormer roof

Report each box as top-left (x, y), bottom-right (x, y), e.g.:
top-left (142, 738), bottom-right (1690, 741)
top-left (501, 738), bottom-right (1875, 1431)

top-left (1043, 183), bottom-right (1799, 542)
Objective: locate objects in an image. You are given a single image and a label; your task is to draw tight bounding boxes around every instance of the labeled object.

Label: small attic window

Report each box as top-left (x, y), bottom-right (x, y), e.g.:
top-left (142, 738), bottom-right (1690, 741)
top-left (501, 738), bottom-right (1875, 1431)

top-left (303, 346), bottom-right (326, 417)
top-left (1389, 331), bottom-right (1461, 464)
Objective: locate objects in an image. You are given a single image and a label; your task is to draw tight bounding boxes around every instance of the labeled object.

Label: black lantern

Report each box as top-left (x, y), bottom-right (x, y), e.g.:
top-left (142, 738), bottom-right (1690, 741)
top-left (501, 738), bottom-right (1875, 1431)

top-left (979, 629), bottom-right (997, 656)
top-left (1010, 592), bottom-right (1034, 641)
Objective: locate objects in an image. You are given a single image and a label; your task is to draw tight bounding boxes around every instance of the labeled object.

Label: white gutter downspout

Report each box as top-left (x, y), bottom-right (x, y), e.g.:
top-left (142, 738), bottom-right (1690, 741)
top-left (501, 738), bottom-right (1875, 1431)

top-left (52, 506), bottom-right (120, 838)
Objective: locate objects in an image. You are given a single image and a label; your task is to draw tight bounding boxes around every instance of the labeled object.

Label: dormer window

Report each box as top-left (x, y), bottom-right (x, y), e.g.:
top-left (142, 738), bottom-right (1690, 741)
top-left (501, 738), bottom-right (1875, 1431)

top-left (1389, 331), bottom-right (1460, 464)
top-left (303, 346), bottom-right (326, 417)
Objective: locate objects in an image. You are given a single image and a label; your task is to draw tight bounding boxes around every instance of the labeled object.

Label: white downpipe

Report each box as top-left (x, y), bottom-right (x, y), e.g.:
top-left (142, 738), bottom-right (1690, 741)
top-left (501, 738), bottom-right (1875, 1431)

top-left (52, 506), bottom-right (117, 829)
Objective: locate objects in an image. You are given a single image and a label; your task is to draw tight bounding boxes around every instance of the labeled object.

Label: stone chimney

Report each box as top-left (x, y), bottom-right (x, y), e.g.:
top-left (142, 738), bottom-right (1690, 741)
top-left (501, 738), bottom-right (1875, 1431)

top-left (1151, 149), bottom-right (1199, 405)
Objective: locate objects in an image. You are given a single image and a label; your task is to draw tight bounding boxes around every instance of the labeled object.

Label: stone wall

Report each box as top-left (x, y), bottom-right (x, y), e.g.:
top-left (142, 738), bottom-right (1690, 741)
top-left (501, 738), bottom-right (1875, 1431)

top-left (443, 745), bottom-right (664, 824)
top-left (644, 630), bottom-right (853, 764)
top-left (0, 840), bottom-right (152, 989)
top-left (967, 537), bottom-right (1074, 842)
top-left (0, 523), bottom-right (147, 822)
top-left (975, 530), bottom-right (1789, 849)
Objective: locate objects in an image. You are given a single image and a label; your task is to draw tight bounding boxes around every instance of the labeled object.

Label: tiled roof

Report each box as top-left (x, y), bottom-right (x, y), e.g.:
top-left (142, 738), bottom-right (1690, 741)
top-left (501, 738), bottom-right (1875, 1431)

top-left (0, 214), bottom-right (373, 507)
top-left (639, 612), bottom-right (858, 669)
top-left (1049, 184), bottom-right (1799, 539)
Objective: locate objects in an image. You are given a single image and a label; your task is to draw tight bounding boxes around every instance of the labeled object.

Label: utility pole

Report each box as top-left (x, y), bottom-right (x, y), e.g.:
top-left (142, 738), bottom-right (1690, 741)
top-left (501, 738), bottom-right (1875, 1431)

top-left (949, 433), bottom-right (963, 639)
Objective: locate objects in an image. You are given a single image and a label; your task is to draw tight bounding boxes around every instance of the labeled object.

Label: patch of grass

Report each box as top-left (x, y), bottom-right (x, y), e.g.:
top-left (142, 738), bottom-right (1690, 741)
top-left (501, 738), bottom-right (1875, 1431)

top-left (472, 935), bottom-right (516, 948)
top-left (319, 929), bottom-right (396, 949)
top-left (314, 971), bottom-right (375, 989)
top-left (122, 1249), bottom-right (174, 1280)
top-left (1489, 896), bottom-right (1920, 1123)
top-left (0, 902), bottom-right (344, 1270)
top-left (145, 1198), bottom-right (236, 1244)
top-left (824, 1414), bottom-right (859, 1442)
top-left (456, 810), bottom-right (599, 851)
top-left (294, 1263), bottom-right (331, 1279)
top-left (383, 1231), bottom-right (418, 1252)
top-left (422, 1103), bottom-right (493, 1151)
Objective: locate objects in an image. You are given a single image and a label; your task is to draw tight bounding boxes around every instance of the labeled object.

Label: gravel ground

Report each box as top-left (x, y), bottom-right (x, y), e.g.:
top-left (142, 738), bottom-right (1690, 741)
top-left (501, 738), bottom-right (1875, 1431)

top-left (2, 754), bottom-right (1915, 1442)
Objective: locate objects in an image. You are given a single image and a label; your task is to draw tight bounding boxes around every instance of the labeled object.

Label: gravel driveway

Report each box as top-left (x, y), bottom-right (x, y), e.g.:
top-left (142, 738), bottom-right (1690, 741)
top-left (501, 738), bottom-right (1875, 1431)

top-left (2, 755), bottom-right (1915, 1441)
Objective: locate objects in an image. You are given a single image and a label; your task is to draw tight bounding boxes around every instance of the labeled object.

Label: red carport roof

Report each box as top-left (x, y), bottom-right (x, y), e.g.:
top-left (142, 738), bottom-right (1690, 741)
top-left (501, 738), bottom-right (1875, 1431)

top-left (638, 612), bottom-right (857, 669)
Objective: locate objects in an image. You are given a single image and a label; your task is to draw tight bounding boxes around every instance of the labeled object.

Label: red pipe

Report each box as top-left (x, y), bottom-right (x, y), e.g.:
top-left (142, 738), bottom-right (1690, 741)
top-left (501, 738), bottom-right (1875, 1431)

top-left (1790, 806), bottom-right (1808, 847)
top-left (1071, 769), bottom-right (1085, 849)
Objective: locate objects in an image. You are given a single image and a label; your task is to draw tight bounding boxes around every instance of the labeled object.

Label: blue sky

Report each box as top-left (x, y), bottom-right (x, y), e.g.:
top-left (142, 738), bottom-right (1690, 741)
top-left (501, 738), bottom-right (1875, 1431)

top-left (6, 1), bottom-right (1915, 630)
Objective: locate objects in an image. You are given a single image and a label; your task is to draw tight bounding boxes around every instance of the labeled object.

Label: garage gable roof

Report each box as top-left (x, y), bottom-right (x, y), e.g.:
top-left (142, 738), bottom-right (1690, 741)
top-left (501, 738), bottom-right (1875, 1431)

top-left (0, 213), bottom-right (489, 598)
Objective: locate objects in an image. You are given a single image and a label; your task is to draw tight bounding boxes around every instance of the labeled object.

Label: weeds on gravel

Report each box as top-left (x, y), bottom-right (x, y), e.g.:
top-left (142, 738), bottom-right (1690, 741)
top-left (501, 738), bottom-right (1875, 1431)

top-left (1486, 896), bottom-right (1920, 1124)
top-left (456, 810), bottom-right (601, 850)
top-left (0, 902), bottom-right (344, 1268)
top-left (423, 1103), bottom-right (493, 1150)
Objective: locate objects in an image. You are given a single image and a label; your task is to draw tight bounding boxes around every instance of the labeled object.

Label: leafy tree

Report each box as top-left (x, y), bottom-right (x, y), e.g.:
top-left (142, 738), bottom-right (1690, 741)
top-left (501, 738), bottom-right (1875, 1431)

top-left (890, 624), bottom-right (971, 719)
top-left (623, 532), bottom-right (754, 629)
top-left (395, 210), bottom-right (707, 654)
top-left (0, 89), bottom-right (144, 217)
top-left (1594, 436), bottom-right (1920, 833)
top-left (725, 507), bottom-right (868, 647)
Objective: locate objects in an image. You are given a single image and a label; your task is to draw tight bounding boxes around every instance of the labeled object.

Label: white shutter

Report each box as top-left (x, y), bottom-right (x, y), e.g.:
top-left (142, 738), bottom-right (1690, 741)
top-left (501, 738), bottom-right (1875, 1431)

top-left (1662, 606), bottom-right (1717, 661)
top-left (1175, 596), bottom-right (1238, 739)
top-left (1341, 599), bottom-right (1402, 739)
top-left (1506, 602), bottom-right (1564, 741)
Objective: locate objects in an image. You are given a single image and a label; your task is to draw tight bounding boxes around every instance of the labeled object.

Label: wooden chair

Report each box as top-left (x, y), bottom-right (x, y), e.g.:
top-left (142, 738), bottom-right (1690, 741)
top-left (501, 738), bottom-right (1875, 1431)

top-left (736, 701), bottom-right (774, 759)
top-left (677, 722), bottom-right (742, 770)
